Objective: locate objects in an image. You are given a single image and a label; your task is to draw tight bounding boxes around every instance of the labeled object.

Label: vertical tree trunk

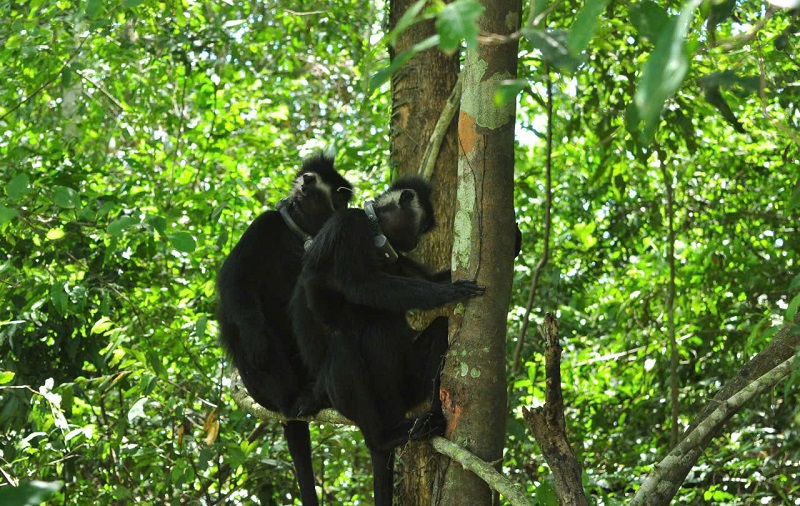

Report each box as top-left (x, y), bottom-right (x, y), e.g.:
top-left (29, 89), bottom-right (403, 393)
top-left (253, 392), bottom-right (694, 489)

top-left (388, 1), bottom-right (460, 504)
top-left (436, 0), bottom-right (521, 503)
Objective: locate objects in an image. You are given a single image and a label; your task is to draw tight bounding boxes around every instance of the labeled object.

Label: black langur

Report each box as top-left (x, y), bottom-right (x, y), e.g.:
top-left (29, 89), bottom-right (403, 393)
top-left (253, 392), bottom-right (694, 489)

top-left (216, 154), bottom-right (352, 506)
top-left (290, 177), bottom-right (485, 506)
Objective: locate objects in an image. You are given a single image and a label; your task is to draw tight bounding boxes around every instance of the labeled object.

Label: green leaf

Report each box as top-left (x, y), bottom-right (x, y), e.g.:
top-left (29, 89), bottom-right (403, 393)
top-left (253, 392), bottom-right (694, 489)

top-left (369, 35), bottom-right (440, 93)
top-left (0, 481), bottom-right (63, 505)
top-left (630, 0), bottom-right (670, 43)
top-left (436, 0), bottom-right (485, 53)
top-left (196, 315), bottom-right (207, 340)
top-left (53, 186), bottom-right (79, 209)
top-left (147, 215), bottom-right (167, 235)
top-left (386, 0), bottom-right (428, 47)
top-left (85, 0), bottom-right (101, 19)
top-left (6, 174), bottom-right (30, 200)
top-left (495, 79), bottom-right (528, 106)
top-left (0, 205), bottom-right (19, 224)
top-left (170, 231), bottom-right (196, 253)
top-left (127, 397), bottom-right (148, 422)
top-left (108, 216), bottom-right (137, 237)
top-left (520, 28), bottom-right (582, 72)
top-left (91, 317), bottom-right (114, 335)
top-left (51, 282), bottom-right (68, 315)
top-left (567, 0), bottom-right (612, 56)
top-left (633, 0), bottom-right (702, 141)
top-left (787, 292), bottom-right (800, 321)
top-left (123, 0), bottom-right (145, 7)
top-left (0, 371), bottom-right (15, 384)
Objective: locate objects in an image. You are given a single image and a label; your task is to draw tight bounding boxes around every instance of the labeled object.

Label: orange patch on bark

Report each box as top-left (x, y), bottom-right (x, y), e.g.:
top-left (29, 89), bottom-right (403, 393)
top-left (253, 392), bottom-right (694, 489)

top-left (457, 111), bottom-right (478, 154)
top-left (440, 387), bottom-right (462, 439)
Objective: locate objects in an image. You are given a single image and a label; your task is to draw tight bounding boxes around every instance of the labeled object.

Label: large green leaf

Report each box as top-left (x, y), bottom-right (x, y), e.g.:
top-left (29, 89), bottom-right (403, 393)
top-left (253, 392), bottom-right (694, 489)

top-left (630, 0), bottom-right (669, 42)
top-left (633, 0), bottom-right (702, 141)
top-left (436, 0), bottom-right (484, 53)
top-left (520, 28), bottom-right (582, 72)
top-left (567, 0), bottom-right (612, 56)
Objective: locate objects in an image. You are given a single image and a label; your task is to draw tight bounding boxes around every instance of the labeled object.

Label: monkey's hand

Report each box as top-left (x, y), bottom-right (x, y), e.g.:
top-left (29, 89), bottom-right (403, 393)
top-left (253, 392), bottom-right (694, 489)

top-left (452, 279), bottom-right (486, 299)
top-left (409, 410), bottom-right (445, 441)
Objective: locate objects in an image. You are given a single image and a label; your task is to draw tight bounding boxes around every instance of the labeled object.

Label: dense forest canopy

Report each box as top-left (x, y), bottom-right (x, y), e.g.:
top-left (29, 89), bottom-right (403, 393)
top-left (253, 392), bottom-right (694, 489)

top-left (1, 0), bottom-right (798, 504)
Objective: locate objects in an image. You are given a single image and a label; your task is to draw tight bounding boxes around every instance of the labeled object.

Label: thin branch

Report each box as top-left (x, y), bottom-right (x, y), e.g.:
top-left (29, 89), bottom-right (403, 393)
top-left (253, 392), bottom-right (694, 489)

top-left (716, 7), bottom-right (778, 51)
top-left (74, 69), bottom-right (126, 113)
top-left (509, 66), bottom-right (553, 385)
top-left (657, 146), bottom-right (680, 448)
top-left (430, 437), bottom-right (533, 506)
top-left (419, 75), bottom-right (462, 180)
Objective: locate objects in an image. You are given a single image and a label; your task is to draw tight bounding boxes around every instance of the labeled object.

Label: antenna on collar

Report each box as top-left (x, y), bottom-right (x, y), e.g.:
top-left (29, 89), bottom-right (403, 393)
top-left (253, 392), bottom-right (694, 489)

top-left (364, 200), bottom-right (399, 264)
top-left (277, 199), bottom-right (313, 250)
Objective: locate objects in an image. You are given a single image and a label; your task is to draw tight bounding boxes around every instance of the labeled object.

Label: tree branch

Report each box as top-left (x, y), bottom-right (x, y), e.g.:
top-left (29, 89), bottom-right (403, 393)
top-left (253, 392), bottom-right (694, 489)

top-left (419, 75), bottom-right (462, 180)
top-left (430, 436), bottom-right (533, 506)
top-left (626, 314), bottom-right (800, 506)
top-left (630, 353), bottom-right (798, 506)
top-left (229, 373), bottom-right (535, 505)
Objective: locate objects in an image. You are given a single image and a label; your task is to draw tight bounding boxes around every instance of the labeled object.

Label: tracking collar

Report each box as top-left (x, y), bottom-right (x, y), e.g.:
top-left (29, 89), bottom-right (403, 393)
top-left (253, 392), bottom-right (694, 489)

top-left (277, 199), bottom-right (313, 250)
top-left (364, 200), bottom-right (399, 264)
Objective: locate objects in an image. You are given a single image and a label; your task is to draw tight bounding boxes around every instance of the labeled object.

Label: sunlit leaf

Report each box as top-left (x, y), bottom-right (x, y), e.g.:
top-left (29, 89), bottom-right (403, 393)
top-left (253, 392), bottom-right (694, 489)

top-left (520, 28), bottom-right (582, 72)
top-left (0, 371), bottom-right (15, 384)
top-left (128, 397), bottom-right (148, 422)
top-left (567, 0), bottom-right (612, 56)
top-left (170, 231), bottom-right (196, 253)
top-left (6, 174), bottom-right (30, 200)
top-left (108, 216), bottom-right (137, 237)
top-left (436, 0), bottom-right (484, 53)
top-left (53, 186), bottom-right (79, 209)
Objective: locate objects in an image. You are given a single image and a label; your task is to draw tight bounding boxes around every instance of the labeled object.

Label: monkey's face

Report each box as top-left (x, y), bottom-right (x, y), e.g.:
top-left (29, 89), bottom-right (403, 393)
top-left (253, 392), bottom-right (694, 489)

top-left (375, 189), bottom-right (426, 252)
top-left (292, 171), bottom-right (352, 217)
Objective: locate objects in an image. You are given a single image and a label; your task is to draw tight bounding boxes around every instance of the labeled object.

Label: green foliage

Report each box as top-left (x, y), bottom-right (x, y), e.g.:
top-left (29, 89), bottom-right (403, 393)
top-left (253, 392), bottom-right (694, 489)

top-left (1, 0), bottom-right (798, 503)
top-left (508, 0), bottom-right (800, 502)
top-left (0, 0), bottom-right (387, 502)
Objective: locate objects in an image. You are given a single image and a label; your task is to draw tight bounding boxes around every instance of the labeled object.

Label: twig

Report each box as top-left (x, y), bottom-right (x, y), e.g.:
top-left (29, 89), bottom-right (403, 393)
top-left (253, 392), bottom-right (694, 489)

top-left (509, 66), bottom-right (553, 386)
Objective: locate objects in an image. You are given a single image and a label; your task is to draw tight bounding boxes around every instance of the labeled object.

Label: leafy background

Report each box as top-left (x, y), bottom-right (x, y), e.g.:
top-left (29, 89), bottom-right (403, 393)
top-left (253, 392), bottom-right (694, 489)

top-left (1, 0), bottom-right (798, 504)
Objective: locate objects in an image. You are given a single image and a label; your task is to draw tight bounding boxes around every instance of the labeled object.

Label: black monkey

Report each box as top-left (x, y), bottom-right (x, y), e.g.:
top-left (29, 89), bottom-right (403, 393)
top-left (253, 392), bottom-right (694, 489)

top-left (216, 154), bottom-right (352, 506)
top-left (290, 177), bottom-right (485, 506)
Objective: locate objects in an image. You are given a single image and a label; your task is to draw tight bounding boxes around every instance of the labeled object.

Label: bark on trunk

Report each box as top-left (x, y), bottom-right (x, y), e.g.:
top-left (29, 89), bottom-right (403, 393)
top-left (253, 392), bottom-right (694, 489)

top-left (436, 1), bottom-right (521, 503)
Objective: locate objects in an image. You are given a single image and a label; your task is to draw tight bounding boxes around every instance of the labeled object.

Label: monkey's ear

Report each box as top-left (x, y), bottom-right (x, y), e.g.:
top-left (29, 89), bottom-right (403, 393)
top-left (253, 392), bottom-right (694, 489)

top-left (302, 173), bottom-right (318, 186)
top-left (399, 189), bottom-right (416, 206)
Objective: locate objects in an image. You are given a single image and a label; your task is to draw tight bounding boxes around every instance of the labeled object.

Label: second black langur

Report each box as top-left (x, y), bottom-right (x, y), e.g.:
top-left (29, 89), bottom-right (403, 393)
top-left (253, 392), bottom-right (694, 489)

top-left (290, 177), bottom-right (485, 506)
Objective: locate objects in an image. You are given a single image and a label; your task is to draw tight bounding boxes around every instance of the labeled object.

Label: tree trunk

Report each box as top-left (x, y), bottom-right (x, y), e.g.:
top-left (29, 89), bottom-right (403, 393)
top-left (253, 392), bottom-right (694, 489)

top-left (436, 1), bottom-right (521, 503)
top-left (388, 1), bottom-right (460, 505)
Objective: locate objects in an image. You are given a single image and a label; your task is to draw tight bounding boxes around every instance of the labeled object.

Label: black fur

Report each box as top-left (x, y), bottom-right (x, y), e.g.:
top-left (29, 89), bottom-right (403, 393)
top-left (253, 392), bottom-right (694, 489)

top-left (290, 177), bottom-right (484, 506)
top-left (216, 153), bottom-right (352, 506)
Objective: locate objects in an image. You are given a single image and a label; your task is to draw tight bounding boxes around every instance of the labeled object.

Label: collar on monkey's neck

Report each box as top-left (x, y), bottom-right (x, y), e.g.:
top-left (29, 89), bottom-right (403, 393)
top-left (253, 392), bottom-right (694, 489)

top-left (277, 199), bottom-right (313, 251)
top-left (364, 200), bottom-right (399, 264)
